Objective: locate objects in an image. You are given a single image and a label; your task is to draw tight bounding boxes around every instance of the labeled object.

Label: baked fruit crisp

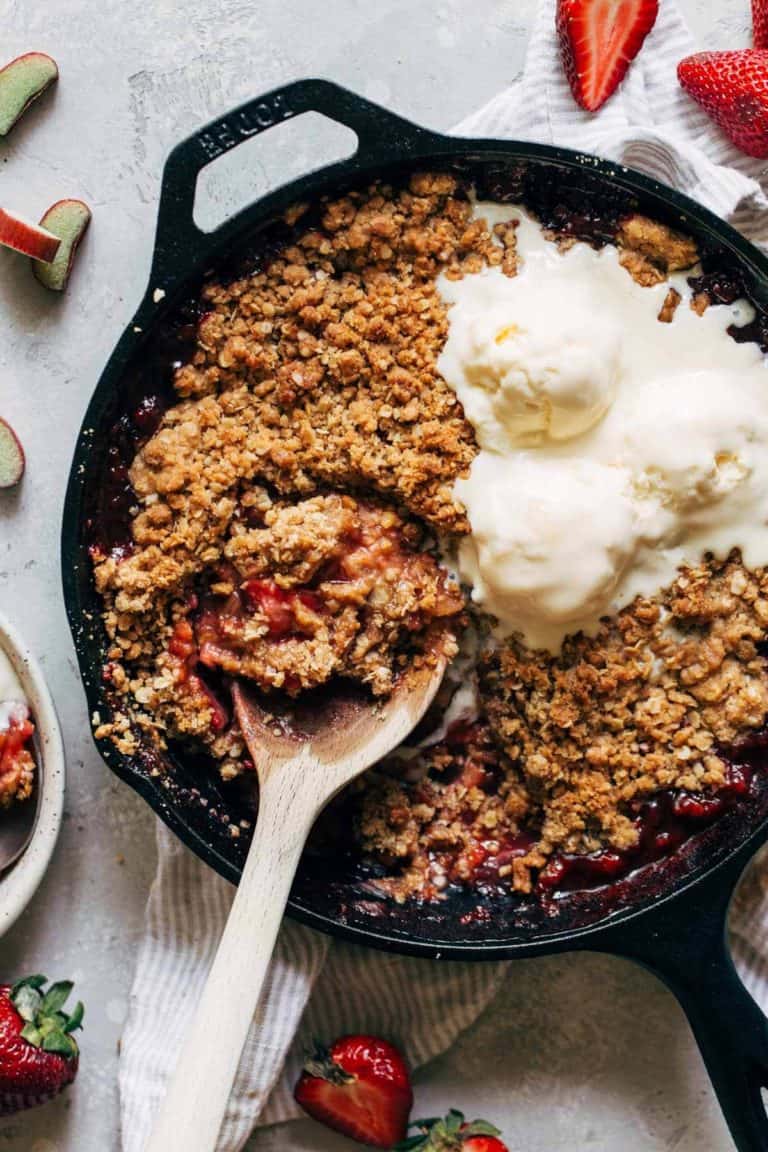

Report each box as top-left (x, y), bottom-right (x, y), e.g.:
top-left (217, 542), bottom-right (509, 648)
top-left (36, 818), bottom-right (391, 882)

top-left (193, 494), bottom-right (462, 698)
top-left (90, 169), bottom-right (768, 903)
top-left (0, 706), bottom-right (34, 809)
top-left (0, 650), bottom-right (35, 811)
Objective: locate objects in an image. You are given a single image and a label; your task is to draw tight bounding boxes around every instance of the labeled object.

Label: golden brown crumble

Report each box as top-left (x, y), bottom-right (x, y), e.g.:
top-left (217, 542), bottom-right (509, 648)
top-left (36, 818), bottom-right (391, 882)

top-left (658, 286), bottom-right (682, 323)
top-left (481, 552), bottom-right (767, 854)
top-left (0, 746), bottom-right (34, 808)
top-left (93, 172), bottom-right (500, 769)
top-left (96, 172), bottom-right (507, 619)
top-left (347, 723), bottom-right (535, 901)
top-left (617, 214), bottom-right (699, 286)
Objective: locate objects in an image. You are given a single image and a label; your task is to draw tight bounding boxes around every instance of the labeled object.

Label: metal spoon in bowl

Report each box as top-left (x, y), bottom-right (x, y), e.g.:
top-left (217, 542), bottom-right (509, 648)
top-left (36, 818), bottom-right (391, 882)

top-left (143, 631), bottom-right (454, 1152)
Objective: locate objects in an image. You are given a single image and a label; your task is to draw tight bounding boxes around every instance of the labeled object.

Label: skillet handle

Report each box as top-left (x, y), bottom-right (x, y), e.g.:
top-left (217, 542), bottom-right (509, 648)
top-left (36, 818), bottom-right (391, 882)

top-left (605, 856), bottom-right (768, 1151)
top-left (150, 78), bottom-right (439, 285)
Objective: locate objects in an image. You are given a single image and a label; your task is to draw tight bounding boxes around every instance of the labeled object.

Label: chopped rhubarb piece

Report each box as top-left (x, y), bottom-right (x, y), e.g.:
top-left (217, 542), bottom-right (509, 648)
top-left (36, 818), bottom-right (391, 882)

top-left (32, 199), bottom-right (91, 291)
top-left (0, 52), bottom-right (58, 136)
top-left (168, 619), bottom-right (196, 662)
top-left (191, 675), bottom-right (229, 732)
top-left (458, 759), bottom-right (490, 790)
top-left (0, 419), bottom-right (24, 488)
top-left (0, 207), bottom-right (59, 262)
top-left (296, 590), bottom-right (323, 612)
top-left (241, 579), bottom-right (322, 638)
top-left (242, 579), bottom-right (294, 637)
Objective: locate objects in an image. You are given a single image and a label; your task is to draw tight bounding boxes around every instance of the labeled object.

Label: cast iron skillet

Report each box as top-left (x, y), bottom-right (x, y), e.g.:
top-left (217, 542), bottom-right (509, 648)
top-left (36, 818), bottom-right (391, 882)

top-left (62, 79), bottom-right (768, 1150)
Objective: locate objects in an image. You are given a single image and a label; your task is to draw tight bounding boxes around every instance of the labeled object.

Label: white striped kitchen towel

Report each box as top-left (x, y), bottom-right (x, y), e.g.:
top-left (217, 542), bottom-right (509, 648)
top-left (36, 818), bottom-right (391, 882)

top-left (119, 1), bottom-right (768, 1149)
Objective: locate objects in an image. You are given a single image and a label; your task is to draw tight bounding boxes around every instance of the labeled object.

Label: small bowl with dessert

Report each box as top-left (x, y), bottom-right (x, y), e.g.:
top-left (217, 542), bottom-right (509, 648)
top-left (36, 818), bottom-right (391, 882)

top-left (0, 612), bottom-right (64, 938)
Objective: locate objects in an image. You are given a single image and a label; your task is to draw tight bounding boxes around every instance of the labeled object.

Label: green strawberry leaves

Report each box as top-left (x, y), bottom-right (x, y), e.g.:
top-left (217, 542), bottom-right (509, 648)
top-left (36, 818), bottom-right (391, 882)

top-left (11, 977), bottom-right (45, 1023)
top-left (10, 975), bottom-right (84, 1060)
top-left (395, 1110), bottom-right (502, 1151)
top-left (64, 999), bottom-right (84, 1034)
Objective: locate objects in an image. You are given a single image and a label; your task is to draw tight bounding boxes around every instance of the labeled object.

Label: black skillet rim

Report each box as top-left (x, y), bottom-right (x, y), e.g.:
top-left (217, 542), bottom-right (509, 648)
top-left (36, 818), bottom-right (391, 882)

top-left (62, 80), bottom-right (768, 960)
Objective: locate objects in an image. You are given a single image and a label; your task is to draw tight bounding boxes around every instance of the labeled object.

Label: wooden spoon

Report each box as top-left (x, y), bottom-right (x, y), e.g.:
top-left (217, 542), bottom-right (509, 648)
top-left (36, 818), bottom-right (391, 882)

top-left (143, 633), bottom-right (453, 1152)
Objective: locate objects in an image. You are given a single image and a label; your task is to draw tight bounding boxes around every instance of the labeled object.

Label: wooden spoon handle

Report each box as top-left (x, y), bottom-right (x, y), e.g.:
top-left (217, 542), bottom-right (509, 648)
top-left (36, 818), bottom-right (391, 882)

top-left (143, 769), bottom-right (316, 1152)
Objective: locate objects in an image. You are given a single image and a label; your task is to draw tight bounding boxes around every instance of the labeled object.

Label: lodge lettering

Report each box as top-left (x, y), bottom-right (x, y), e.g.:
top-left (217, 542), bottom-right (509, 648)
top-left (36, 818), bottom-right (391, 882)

top-left (198, 93), bottom-right (294, 161)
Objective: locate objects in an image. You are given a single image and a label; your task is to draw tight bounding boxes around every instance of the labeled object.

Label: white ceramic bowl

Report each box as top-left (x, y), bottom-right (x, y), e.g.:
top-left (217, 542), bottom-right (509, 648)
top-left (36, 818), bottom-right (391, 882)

top-left (0, 612), bottom-right (65, 939)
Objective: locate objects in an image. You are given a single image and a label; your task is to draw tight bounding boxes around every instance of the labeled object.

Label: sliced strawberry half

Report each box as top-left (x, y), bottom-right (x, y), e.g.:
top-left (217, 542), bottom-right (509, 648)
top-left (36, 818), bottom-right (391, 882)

top-left (0, 419), bottom-right (24, 489)
top-left (678, 50), bottom-right (768, 158)
top-left (557, 0), bottom-right (659, 111)
top-left (0, 207), bottom-right (59, 262)
top-left (294, 1035), bottom-right (413, 1148)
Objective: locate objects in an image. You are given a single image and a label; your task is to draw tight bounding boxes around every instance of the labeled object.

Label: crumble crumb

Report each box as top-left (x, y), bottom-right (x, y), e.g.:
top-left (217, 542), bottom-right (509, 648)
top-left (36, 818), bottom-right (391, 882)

top-left (658, 286), bottom-right (682, 323)
top-left (617, 214), bottom-right (699, 273)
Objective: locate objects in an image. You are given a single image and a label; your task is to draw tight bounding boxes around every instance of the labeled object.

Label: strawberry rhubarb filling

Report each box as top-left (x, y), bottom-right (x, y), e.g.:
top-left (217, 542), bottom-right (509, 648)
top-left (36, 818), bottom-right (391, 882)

top-left (190, 495), bottom-right (463, 698)
top-left (0, 649), bottom-right (35, 809)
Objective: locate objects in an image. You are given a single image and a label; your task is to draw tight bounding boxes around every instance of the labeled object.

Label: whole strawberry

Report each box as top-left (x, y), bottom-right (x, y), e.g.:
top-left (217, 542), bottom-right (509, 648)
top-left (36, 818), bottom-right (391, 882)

top-left (396, 1110), bottom-right (509, 1152)
top-left (678, 50), bottom-right (768, 158)
top-left (0, 975), bottom-right (84, 1114)
top-left (557, 0), bottom-right (659, 111)
top-left (294, 1034), bottom-right (413, 1148)
top-left (754, 0), bottom-right (768, 49)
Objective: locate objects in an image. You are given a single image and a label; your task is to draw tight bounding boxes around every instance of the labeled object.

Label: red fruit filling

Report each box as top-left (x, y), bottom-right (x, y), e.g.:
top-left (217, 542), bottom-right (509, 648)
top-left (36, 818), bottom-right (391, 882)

top-left (240, 580), bottom-right (324, 639)
top-left (348, 716), bottom-right (766, 903)
top-left (190, 496), bottom-right (462, 698)
top-left (538, 763), bottom-right (753, 894)
top-left (166, 620), bottom-right (229, 734)
top-left (0, 704), bottom-right (35, 808)
top-left (151, 496), bottom-right (462, 747)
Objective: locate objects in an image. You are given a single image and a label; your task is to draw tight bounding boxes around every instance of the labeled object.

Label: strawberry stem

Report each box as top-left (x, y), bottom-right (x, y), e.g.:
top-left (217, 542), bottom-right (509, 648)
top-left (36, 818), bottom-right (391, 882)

top-left (302, 1045), bottom-right (355, 1086)
top-left (394, 1110), bottom-right (502, 1152)
top-left (10, 975), bottom-right (84, 1060)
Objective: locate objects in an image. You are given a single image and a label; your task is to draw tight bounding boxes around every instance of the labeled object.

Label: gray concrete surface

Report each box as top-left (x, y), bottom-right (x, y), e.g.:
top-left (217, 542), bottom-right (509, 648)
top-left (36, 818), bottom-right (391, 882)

top-left (0, 1), bottom-right (753, 1149)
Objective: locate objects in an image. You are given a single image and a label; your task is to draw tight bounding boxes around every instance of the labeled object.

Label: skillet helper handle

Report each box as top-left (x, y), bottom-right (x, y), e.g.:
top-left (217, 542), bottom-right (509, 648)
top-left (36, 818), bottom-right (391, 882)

top-left (151, 78), bottom-right (438, 284)
top-left (608, 862), bottom-right (768, 1151)
top-left (142, 763), bottom-right (316, 1152)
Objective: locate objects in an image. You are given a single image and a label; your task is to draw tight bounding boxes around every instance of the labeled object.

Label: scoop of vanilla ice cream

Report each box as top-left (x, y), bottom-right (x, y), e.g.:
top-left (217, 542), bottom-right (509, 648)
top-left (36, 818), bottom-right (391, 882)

top-left (438, 271), bottom-right (620, 450)
top-left (456, 454), bottom-right (639, 650)
top-left (621, 371), bottom-right (757, 516)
